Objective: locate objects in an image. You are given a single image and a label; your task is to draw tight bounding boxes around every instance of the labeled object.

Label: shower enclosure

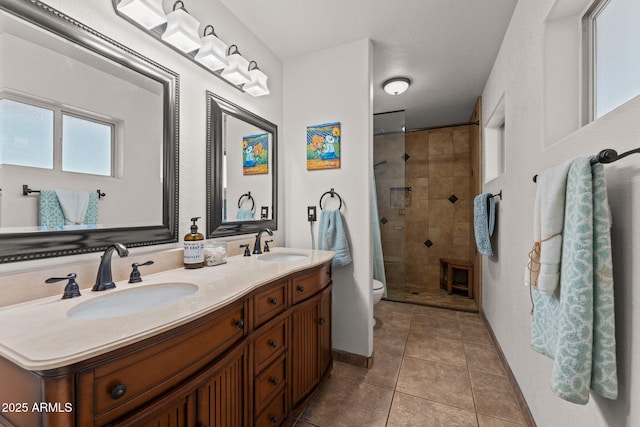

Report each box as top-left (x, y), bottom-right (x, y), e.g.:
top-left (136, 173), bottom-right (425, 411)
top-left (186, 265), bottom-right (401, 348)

top-left (373, 111), bottom-right (408, 301)
top-left (373, 110), bottom-right (479, 312)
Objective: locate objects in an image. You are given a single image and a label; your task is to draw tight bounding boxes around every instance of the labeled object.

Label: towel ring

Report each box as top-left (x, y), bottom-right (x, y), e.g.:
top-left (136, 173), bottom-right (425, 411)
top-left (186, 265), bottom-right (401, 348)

top-left (238, 192), bottom-right (255, 212)
top-left (319, 188), bottom-right (343, 210)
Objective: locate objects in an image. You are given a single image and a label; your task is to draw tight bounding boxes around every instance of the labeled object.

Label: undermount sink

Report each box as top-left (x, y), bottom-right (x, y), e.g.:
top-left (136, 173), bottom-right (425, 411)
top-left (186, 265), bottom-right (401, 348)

top-left (66, 282), bottom-right (198, 320)
top-left (258, 252), bottom-right (308, 262)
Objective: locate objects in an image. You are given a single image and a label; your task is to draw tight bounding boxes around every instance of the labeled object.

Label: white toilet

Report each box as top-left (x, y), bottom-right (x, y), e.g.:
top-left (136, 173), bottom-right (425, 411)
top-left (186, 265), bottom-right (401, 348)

top-left (372, 279), bottom-right (384, 326)
top-left (373, 279), bottom-right (384, 305)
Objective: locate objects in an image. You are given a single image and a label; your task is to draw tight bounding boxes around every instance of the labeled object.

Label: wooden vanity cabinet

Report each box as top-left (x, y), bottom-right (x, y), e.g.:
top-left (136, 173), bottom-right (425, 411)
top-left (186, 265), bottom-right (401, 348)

top-left (0, 262), bottom-right (332, 427)
top-left (290, 284), bottom-right (332, 408)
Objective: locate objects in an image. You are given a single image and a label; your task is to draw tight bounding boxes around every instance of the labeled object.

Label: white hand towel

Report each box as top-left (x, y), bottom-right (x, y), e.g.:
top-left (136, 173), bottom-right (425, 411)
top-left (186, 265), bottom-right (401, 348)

top-left (55, 190), bottom-right (90, 225)
top-left (525, 159), bottom-right (572, 294)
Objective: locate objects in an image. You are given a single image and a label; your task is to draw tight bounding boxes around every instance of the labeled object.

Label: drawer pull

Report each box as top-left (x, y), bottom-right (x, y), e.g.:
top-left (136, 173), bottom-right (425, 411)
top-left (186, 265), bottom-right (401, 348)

top-left (269, 297), bottom-right (278, 305)
top-left (297, 285), bottom-right (305, 292)
top-left (269, 415), bottom-right (279, 424)
top-left (269, 339), bottom-right (278, 348)
top-left (319, 317), bottom-right (326, 325)
top-left (269, 376), bottom-right (279, 386)
top-left (235, 319), bottom-right (245, 329)
top-left (110, 384), bottom-right (127, 400)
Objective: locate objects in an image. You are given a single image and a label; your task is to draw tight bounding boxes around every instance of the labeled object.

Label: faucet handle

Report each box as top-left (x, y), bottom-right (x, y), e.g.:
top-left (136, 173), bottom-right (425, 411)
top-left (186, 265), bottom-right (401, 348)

top-left (264, 239), bottom-right (273, 252)
top-left (240, 244), bottom-right (251, 257)
top-left (129, 261), bottom-right (154, 283)
top-left (46, 273), bottom-right (81, 299)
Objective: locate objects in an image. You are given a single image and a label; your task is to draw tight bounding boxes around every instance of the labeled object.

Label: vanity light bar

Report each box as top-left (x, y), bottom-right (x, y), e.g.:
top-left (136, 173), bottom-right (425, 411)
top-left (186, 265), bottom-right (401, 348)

top-left (114, 0), bottom-right (269, 97)
top-left (194, 25), bottom-right (229, 72)
top-left (116, 0), bottom-right (166, 30)
top-left (221, 45), bottom-right (251, 85)
top-left (161, 1), bottom-right (202, 53)
top-left (243, 61), bottom-right (270, 97)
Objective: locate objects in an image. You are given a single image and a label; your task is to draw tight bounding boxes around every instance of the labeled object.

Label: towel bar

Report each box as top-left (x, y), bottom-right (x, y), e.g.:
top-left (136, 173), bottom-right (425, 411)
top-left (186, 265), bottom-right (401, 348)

top-left (532, 146), bottom-right (640, 182)
top-left (23, 185), bottom-right (106, 199)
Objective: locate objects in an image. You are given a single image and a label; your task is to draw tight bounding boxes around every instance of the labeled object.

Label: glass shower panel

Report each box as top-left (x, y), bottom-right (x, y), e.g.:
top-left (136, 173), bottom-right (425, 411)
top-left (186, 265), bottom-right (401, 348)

top-left (373, 111), bottom-right (407, 302)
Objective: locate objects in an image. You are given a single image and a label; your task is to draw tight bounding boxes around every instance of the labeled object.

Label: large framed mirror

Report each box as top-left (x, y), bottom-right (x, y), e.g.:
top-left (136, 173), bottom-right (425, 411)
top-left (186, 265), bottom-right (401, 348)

top-left (207, 91), bottom-right (277, 237)
top-left (0, 0), bottom-right (179, 263)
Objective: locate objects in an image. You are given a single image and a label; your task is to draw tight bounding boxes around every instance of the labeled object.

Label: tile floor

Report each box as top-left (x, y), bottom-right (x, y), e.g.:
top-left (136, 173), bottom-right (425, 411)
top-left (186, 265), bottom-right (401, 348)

top-left (294, 300), bottom-right (530, 427)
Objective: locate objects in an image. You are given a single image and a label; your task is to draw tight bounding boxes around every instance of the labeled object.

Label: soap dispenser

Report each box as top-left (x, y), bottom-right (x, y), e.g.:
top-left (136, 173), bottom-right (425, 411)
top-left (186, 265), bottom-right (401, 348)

top-left (184, 217), bottom-right (205, 269)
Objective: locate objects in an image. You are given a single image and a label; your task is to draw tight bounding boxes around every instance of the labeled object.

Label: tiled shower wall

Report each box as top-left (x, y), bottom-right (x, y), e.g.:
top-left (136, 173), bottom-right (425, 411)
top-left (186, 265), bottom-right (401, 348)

top-left (374, 126), bottom-right (473, 296)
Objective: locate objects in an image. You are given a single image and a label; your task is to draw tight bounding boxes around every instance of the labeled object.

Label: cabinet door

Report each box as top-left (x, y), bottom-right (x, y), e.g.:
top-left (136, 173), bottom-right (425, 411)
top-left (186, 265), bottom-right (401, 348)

top-left (110, 390), bottom-right (196, 427)
top-left (318, 284), bottom-right (332, 377)
top-left (290, 296), bottom-right (320, 407)
top-left (196, 345), bottom-right (247, 427)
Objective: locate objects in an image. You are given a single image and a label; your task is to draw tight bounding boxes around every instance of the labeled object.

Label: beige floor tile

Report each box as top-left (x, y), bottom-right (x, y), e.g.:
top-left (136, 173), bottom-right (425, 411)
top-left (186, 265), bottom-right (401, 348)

top-left (375, 308), bottom-right (413, 331)
top-left (302, 301), bottom-right (533, 427)
top-left (460, 320), bottom-right (493, 345)
top-left (387, 392), bottom-right (478, 427)
top-left (374, 324), bottom-right (409, 355)
top-left (397, 356), bottom-right (475, 411)
top-left (412, 304), bottom-right (461, 321)
top-left (464, 341), bottom-right (505, 376)
top-left (410, 313), bottom-right (462, 340)
top-left (477, 414), bottom-right (525, 426)
top-left (457, 310), bottom-right (484, 324)
top-left (469, 370), bottom-right (525, 424)
top-left (376, 299), bottom-right (416, 315)
top-left (405, 332), bottom-right (467, 367)
top-left (301, 375), bottom-right (394, 427)
top-left (331, 350), bottom-right (402, 389)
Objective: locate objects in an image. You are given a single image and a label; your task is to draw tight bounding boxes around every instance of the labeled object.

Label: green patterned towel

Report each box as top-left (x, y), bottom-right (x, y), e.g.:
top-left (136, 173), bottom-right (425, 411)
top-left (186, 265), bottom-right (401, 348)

top-left (531, 157), bottom-right (617, 404)
top-left (39, 190), bottom-right (98, 230)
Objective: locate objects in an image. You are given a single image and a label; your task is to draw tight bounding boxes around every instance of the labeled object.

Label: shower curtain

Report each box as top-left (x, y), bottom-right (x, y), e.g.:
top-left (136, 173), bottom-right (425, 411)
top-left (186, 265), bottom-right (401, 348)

top-left (372, 177), bottom-right (387, 297)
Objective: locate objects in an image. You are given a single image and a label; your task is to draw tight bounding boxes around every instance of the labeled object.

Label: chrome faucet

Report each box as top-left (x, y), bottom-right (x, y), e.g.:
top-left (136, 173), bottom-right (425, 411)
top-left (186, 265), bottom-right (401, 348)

top-left (253, 228), bottom-right (273, 254)
top-left (92, 243), bottom-right (129, 291)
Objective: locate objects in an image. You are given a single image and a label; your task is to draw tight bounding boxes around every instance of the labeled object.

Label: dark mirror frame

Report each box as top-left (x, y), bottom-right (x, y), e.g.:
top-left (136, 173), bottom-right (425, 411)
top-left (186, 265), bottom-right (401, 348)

top-left (206, 91), bottom-right (277, 237)
top-left (0, 0), bottom-right (179, 263)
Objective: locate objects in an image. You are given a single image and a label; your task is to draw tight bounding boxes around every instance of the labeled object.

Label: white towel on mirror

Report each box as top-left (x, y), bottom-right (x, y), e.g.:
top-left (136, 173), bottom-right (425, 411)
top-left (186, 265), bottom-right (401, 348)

top-left (55, 190), bottom-right (90, 225)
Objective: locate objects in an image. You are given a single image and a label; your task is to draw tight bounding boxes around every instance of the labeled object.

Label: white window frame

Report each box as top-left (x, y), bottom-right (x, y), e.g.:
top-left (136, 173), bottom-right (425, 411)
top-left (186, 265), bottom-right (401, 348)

top-left (583, 0), bottom-right (640, 121)
top-left (1, 92), bottom-right (116, 177)
top-left (483, 94), bottom-right (506, 183)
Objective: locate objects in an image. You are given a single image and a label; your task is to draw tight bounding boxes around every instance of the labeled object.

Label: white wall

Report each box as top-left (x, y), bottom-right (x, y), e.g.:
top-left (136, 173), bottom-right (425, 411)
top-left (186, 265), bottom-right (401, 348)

top-left (482, 0), bottom-right (640, 425)
top-left (0, 0), bottom-right (283, 274)
top-left (283, 39), bottom-right (374, 357)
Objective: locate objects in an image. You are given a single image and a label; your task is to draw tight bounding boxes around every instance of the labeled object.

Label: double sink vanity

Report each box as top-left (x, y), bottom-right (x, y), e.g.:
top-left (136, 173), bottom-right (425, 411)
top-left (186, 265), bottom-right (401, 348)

top-left (0, 2), bottom-right (333, 425)
top-left (0, 248), bottom-right (335, 426)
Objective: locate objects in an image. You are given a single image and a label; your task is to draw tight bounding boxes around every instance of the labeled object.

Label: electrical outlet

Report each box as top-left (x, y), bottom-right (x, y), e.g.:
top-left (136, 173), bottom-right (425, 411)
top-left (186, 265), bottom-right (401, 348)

top-left (307, 206), bottom-right (317, 222)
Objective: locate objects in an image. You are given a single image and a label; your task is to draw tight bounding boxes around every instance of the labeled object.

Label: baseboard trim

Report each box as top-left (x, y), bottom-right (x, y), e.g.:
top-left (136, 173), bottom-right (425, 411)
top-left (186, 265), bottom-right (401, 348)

top-left (332, 348), bottom-right (374, 369)
top-left (481, 312), bottom-right (537, 427)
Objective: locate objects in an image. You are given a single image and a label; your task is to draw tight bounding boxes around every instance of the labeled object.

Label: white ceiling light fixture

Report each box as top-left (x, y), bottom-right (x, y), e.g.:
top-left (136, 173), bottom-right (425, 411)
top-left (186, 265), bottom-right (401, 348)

top-left (243, 61), bottom-right (270, 97)
top-left (383, 77), bottom-right (411, 95)
top-left (221, 45), bottom-right (251, 86)
top-left (116, 0), bottom-right (166, 29)
top-left (161, 1), bottom-right (202, 53)
top-left (194, 25), bottom-right (229, 72)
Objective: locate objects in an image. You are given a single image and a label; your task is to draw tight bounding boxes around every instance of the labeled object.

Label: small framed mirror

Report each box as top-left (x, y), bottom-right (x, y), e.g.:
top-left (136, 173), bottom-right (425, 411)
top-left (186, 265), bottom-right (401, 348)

top-left (206, 92), bottom-right (277, 237)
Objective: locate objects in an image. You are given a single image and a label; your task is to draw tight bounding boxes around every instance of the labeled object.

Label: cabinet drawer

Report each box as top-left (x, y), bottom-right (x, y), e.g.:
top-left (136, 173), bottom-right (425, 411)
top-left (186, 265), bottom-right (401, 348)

top-left (292, 263), bottom-right (331, 305)
top-left (254, 355), bottom-right (286, 415)
top-left (254, 391), bottom-right (286, 427)
top-left (254, 280), bottom-right (287, 328)
top-left (93, 303), bottom-right (245, 420)
top-left (253, 319), bottom-right (286, 373)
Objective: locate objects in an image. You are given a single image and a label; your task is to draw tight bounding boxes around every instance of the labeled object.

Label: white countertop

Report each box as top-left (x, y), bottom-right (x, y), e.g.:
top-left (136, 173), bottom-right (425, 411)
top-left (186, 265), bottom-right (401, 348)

top-left (0, 248), bottom-right (334, 371)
